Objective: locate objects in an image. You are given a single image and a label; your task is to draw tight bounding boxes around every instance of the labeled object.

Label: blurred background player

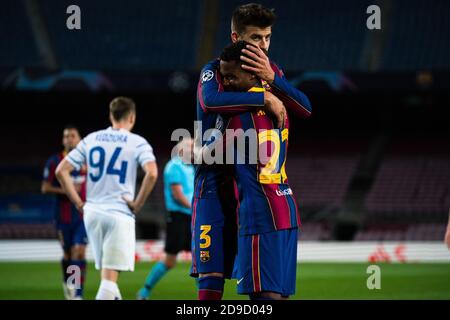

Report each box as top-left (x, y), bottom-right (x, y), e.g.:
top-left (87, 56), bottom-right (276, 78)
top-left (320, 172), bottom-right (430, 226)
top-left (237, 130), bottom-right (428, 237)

top-left (41, 125), bottom-right (87, 300)
top-left (55, 97), bottom-right (158, 300)
top-left (137, 138), bottom-right (195, 299)
top-left (219, 41), bottom-right (306, 299)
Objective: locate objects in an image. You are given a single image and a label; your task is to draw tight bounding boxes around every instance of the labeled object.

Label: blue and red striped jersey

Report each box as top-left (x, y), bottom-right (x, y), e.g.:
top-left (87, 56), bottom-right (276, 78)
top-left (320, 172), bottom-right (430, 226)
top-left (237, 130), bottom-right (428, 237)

top-left (226, 84), bottom-right (301, 235)
top-left (194, 59), bottom-right (265, 199)
top-left (43, 152), bottom-right (86, 224)
top-left (194, 58), bottom-right (311, 210)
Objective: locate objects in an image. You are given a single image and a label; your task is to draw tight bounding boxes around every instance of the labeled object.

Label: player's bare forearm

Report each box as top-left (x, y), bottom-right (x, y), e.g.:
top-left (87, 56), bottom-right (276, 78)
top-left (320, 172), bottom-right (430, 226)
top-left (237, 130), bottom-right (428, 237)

top-left (202, 85), bottom-right (286, 128)
top-left (41, 181), bottom-right (66, 195)
top-left (201, 90), bottom-right (264, 115)
top-left (175, 194), bottom-right (191, 209)
top-left (171, 185), bottom-right (191, 209)
top-left (125, 161), bottom-right (158, 214)
top-left (135, 171), bottom-right (157, 208)
top-left (199, 60), bottom-right (265, 115)
top-left (55, 160), bottom-right (84, 211)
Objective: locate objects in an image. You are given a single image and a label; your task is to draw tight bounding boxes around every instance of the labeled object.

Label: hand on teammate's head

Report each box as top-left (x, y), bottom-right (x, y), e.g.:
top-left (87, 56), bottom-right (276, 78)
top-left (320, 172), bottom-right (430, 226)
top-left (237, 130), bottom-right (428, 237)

top-left (240, 44), bottom-right (275, 84)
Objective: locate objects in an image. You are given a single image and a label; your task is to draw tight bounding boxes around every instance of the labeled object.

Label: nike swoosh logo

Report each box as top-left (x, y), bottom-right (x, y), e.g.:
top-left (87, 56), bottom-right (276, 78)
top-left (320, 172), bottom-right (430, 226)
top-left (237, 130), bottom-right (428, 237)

top-left (237, 278), bottom-right (244, 285)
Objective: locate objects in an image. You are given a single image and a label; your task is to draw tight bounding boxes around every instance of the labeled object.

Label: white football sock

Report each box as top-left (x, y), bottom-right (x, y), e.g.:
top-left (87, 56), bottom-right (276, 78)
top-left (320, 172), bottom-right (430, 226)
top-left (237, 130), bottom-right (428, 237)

top-left (95, 280), bottom-right (121, 300)
top-left (115, 287), bottom-right (122, 300)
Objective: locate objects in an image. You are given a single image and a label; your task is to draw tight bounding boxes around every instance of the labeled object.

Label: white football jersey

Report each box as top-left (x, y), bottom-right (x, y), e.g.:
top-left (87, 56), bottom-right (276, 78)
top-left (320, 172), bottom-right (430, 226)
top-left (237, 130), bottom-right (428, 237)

top-left (66, 126), bottom-right (155, 216)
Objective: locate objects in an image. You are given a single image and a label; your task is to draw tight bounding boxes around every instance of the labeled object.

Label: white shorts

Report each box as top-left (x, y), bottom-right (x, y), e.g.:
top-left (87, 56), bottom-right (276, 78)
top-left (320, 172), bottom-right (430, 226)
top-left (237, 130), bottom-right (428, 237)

top-left (83, 206), bottom-right (135, 272)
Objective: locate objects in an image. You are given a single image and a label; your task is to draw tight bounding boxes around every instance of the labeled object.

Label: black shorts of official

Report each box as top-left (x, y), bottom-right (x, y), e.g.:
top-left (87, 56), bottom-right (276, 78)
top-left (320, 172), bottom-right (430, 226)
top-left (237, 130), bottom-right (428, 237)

top-left (164, 211), bottom-right (192, 255)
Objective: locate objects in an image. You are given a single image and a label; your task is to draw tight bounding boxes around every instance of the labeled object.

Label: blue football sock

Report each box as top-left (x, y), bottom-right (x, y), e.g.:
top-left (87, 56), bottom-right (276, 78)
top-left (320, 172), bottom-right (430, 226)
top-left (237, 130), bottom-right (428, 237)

top-left (198, 276), bottom-right (224, 300)
top-left (61, 259), bottom-right (71, 283)
top-left (139, 262), bottom-right (169, 298)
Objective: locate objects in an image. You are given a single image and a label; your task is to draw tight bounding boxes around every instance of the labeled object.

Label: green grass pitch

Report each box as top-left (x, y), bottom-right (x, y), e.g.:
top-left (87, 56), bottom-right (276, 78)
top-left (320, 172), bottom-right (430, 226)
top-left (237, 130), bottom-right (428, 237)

top-left (0, 262), bottom-right (449, 299)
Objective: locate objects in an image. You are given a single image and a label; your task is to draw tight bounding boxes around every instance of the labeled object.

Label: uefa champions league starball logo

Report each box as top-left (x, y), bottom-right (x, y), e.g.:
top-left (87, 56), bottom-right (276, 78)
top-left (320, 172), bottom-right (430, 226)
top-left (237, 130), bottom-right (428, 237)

top-left (201, 70), bottom-right (214, 83)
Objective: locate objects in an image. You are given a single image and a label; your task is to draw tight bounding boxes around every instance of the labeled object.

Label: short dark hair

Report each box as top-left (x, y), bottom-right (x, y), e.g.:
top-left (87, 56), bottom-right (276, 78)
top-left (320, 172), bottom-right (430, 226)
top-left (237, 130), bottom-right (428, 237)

top-left (63, 124), bottom-right (80, 135)
top-left (231, 3), bottom-right (276, 34)
top-left (220, 40), bottom-right (256, 65)
top-left (109, 96), bottom-right (136, 122)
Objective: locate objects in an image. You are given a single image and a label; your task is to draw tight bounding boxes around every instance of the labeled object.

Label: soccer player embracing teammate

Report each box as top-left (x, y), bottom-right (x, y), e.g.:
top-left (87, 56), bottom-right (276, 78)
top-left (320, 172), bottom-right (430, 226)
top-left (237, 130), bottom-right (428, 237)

top-left (218, 40), bottom-right (303, 299)
top-left (192, 3), bottom-right (311, 300)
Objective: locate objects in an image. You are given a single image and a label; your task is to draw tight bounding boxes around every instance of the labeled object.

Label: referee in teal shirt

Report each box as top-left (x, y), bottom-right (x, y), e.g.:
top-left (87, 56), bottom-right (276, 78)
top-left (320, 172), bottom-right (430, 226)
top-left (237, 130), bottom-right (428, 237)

top-left (137, 138), bottom-right (194, 299)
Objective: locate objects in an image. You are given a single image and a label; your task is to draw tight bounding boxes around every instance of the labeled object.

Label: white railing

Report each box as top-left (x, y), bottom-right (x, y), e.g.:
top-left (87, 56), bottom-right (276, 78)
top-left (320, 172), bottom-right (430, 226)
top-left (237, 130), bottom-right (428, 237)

top-left (1, 240), bottom-right (449, 263)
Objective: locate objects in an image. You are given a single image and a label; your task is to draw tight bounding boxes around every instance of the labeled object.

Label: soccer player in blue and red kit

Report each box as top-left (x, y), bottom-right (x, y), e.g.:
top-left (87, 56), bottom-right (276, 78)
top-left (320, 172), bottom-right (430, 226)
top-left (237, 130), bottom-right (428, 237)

top-left (42, 125), bottom-right (87, 300)
top-left (191, 60), bottom-right (280, 300)
top-left (191, 3), bottom-right (311, 300)
top-left (219, 40), bottom-right (309, 299)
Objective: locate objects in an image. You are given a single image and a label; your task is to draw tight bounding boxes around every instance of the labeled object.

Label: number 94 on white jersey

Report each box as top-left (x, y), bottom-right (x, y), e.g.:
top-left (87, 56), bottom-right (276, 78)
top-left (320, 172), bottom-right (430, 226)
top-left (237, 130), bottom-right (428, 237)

top-left (66, 126), bottom-right (155, 215)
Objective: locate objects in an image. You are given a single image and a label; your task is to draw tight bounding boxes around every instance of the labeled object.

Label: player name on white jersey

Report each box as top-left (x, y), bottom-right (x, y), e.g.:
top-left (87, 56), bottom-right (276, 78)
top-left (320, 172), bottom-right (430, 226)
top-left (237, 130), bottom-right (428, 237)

top-left (95, 132), bottom-right (128, 143)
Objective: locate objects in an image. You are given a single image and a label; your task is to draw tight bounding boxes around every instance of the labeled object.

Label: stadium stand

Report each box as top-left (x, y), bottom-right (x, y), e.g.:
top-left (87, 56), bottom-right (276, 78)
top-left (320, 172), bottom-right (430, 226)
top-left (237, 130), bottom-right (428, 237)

top-left (365, 137), bottom-right (450, 222)
top-left (380, 0), bottom-right (450, 71)
top-left (290, 155), bottom-right (360, 211)
top-left (354, 223), bottom-right (447, 241)
top-left (352, 135), bottom-right (450, 241)
top-left (365, 156), bottom-right (450, 221)
top-left (298, 222), bottom-right (332, 241)
top-left (214, 0), bottom-right (372, 71)
top-left (0, 1), bottom-right (449, 242)
top-left (0, 223), bottom-right (56, 239)
top-left (3, 0), bottom-right (449, 71)
top-left (0, 1), bottom-right (42, 68)
top-left (39, 0), bottom-right (203, 71)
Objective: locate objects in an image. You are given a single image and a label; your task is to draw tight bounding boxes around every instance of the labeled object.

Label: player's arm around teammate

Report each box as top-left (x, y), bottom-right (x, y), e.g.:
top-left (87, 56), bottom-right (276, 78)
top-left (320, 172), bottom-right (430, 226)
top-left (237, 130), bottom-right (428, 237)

top-left (218, 41), bottom-right (300, 300)
top-left (199, 59), bottom-right (287, 129)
